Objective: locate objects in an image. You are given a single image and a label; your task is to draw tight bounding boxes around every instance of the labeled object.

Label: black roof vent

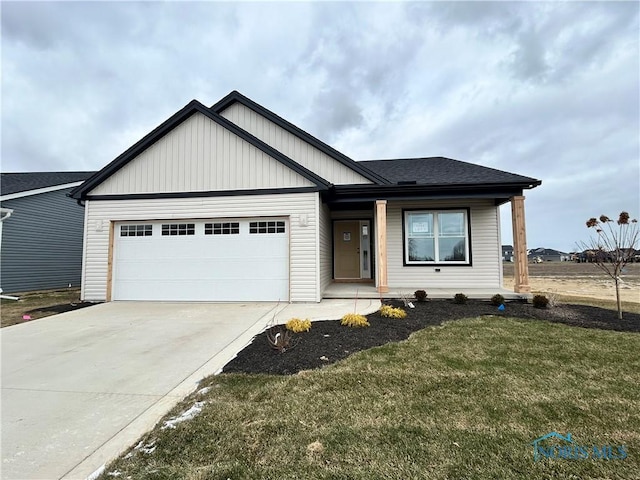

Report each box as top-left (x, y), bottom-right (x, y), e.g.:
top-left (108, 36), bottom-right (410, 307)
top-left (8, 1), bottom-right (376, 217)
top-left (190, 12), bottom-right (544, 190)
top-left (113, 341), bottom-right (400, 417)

top-left (397, 180), bottom-right (417, 185)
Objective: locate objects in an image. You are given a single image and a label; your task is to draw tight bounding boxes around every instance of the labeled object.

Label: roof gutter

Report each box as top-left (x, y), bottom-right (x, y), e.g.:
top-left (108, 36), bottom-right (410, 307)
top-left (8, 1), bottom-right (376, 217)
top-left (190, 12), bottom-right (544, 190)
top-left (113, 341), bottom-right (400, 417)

top-left (329, 181), bottom-right (540, 199)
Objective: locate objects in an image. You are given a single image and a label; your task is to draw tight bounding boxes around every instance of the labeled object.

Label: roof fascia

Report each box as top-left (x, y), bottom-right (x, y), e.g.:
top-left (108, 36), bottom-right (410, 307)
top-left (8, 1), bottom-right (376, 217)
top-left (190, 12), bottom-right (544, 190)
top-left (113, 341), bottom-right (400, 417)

top-left (331, 181), bottom-right (535, 196)
top-left (1, 181), bottom-right (85, 202)
top-left (71, 101), bottom-right (330, 200)
top-left (70, 101), bottom-right (203, 199)
top-left (323, 183), bottom-right (531, 203)
top-left (211, 91), bottom-right (391, 185)
top-left (84, 186), bottom-right (321, 201)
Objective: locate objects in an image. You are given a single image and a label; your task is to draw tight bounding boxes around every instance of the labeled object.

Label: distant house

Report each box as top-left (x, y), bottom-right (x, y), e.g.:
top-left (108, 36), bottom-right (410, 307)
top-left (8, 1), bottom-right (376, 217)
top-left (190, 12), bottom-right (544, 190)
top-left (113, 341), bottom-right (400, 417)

top-left (502, 245), bottom-right (514, 262)
top-left (528, 247), bottom-right (570, 262)
top-left (574, 248), bottom-right (640, 263)
top-left (0, 172), bottom-right (95, 293)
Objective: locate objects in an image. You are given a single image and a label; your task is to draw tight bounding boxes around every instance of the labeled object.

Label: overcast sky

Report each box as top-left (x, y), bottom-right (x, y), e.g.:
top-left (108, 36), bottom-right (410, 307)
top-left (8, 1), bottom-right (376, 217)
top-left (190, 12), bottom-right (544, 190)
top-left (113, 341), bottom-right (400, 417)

top-left (2, 1), bottom-right (638, 252)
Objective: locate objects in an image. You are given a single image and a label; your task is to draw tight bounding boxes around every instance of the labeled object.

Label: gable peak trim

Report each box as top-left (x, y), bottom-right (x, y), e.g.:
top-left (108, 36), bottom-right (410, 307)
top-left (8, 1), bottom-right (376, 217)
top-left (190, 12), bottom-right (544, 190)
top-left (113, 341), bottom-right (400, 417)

top-left (70, 100), bottom-right (331, 199)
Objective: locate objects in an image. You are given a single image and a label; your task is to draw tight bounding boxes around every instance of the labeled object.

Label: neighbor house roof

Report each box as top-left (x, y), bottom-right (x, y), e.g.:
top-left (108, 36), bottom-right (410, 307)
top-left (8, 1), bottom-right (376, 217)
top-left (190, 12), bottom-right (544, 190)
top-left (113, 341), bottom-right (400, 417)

top-left (360, 157), bottom-right (540, 187)
top-left (529, 247), bottom-right (568, 256)
top-left (1, 172), bottom-right (95, 198)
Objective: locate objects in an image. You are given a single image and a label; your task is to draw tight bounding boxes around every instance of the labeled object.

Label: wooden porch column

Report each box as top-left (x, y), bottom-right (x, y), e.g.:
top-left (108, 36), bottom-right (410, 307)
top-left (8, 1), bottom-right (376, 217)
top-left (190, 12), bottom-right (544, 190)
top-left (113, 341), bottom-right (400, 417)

top-left (375, 200), bottom-right (389, 293)
top-left (510, 195), bottom-right (531, 293)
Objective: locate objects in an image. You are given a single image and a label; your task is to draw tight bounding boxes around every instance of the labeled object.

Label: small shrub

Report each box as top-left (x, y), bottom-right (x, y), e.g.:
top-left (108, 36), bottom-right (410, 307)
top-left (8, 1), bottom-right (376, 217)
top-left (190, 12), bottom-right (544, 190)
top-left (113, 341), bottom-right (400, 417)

top-left (379, 305), bottom-right (407, 319)
top-left (532, 294), bottom-right (549, 309)
top-left (266, 326), bottom-right (295, 353)
top-left (453, 293), bottom-right (468, 304)
top-left (341, 313), bottom-right (370, 328)
top-left (286, 318), bottom-right (312, 333)
top-left (414, 290), bottom-right (428, 302)
top-left (490, 294), bottom-right (505, 306)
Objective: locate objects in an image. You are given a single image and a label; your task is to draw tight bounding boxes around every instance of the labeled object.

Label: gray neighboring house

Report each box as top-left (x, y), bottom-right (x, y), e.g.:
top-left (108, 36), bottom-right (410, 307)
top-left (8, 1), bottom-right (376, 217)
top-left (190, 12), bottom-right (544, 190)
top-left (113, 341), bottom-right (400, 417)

top-left (528, 247), bottom-right (570, 262)
top-left (0, 172), bottom-right (95, 293)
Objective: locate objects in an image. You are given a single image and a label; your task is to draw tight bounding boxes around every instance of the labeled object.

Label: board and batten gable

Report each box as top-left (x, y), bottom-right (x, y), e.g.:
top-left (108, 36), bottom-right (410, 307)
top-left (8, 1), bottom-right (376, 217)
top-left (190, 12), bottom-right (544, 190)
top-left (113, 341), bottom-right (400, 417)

top-left (1, 188), bottom-right (85, 292)
top-left (81, 192), bottom-right (321, 302)
top-left (385, 199), bottom-right (502, 289)
top-left (219, 103), bottom-right (373, 186)
top-left (89, 112), bottom-right (315, 196)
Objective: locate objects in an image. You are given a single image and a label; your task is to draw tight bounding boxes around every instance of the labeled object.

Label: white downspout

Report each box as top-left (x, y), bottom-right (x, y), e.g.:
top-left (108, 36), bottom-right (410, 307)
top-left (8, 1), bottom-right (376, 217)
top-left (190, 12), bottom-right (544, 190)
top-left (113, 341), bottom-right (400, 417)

top-left (0, 207), bottom-right (19, 300)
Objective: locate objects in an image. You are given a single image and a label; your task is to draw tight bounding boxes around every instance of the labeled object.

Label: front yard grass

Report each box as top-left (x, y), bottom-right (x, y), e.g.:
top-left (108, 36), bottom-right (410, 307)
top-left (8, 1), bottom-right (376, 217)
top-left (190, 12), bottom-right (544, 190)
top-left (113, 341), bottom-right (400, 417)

top-left (547, 293), bottom-right (640, 315)
top-left (101, 316), bottom-right (640, 479)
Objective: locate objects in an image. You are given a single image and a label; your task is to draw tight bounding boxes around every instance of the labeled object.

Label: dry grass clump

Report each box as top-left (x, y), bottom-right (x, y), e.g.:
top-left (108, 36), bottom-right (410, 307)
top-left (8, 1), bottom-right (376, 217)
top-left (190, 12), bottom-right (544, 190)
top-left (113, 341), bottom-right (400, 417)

top-left (379, 305), bottom-right (407, 319)
top-left (285, 318), bottom-right (312, 333)
top-left (340, 313), bottom-right (370, 328)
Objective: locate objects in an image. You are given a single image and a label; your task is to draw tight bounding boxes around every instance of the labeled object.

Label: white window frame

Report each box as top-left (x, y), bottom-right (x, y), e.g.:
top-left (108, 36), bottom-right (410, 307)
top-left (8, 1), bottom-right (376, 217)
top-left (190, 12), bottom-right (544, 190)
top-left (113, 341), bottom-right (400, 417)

top-left (403, 209), bottom-right (470, 265)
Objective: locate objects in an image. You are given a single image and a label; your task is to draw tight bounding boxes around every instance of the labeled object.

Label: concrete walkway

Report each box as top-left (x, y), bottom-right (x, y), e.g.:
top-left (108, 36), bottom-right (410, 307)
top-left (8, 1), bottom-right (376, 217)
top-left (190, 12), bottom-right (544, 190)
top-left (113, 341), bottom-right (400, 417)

top-left (1, 299), bottom-right (379, 480)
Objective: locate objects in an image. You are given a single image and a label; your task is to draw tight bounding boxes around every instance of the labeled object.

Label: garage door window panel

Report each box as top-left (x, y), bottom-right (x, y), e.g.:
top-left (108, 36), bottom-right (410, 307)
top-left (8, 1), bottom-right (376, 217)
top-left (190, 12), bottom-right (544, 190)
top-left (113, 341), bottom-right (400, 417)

top-left (205, 222), bottom-right (240, 235)
top-left (162, 223), bottom-right (195, 236)
top-left (250, 221), bottom-right (286, 234)
top-left (120, 225), bottom-right (152, 237)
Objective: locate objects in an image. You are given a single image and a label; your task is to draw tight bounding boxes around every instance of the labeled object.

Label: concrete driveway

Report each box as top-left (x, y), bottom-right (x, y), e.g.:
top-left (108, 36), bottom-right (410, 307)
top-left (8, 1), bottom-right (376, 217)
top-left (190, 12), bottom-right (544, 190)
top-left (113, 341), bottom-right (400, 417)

top-left (1, 302), bottom-right (282, 480)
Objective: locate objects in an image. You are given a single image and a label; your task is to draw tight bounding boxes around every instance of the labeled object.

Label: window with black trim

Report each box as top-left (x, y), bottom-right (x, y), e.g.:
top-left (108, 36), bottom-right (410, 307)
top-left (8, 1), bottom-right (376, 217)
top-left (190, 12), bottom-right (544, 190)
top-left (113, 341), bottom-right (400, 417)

top-left (205, 222), bottom-right (240, 235)
top-left (161, 223), bottom-right (195, 236)
top-left (404, 210), bottom-right (469, 264)
top-left (120, 224), bottom-right (152, 237)
top-left (249, 221), bottom-right (286, 234)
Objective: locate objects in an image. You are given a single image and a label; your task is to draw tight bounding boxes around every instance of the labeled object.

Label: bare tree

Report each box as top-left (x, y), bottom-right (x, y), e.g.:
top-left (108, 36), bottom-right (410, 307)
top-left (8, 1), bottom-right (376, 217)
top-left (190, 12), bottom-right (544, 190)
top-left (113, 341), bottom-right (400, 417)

top-left (578, 212), bottom-right (639, 320)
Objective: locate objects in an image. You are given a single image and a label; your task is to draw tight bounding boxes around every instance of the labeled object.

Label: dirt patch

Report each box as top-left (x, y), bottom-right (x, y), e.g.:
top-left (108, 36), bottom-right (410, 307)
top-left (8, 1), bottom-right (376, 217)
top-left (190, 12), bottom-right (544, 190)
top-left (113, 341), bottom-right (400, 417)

top-left (27, 302), bottom-right (96, 315)
top-left (503, 262), bottom-right (640, 303)
top-left (0, 288), bottom-right (98, 328)
top-left (223, 300), bottom-right (640, 376)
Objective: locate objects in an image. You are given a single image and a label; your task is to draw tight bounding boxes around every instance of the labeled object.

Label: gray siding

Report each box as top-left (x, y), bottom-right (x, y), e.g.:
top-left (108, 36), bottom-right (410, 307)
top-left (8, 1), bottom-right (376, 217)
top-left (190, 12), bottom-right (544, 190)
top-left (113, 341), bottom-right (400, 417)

top-left (1, 188), bottom-right (86, 293)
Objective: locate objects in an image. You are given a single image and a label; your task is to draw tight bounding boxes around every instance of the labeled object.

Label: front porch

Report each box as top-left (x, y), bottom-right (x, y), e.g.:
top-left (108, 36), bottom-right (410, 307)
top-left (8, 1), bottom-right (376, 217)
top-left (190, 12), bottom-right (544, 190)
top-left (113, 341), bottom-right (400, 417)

top-left (323, 282), bottom-right (529, 301)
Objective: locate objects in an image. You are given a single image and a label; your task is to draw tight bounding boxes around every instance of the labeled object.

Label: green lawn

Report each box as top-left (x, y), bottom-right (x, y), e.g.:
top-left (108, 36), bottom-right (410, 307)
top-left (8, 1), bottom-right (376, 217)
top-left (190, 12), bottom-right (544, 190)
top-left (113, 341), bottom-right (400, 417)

top-left (101, 317), bottom-right (639, 479)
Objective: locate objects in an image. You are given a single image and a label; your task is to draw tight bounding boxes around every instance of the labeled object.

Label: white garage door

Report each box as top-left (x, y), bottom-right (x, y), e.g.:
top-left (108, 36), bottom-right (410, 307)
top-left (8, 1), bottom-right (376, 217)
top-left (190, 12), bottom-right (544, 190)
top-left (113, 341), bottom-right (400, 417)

top-left (112, 218), bottom-right (289, 301)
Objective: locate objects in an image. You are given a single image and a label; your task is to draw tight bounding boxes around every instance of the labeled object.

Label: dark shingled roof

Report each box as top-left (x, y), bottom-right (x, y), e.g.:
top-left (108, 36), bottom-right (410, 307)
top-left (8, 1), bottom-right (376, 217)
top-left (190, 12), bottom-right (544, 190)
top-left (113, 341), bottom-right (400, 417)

top-left (1, 172), bottom-right (96, 196)
top-left (360, 157), bottom-right (540, 186)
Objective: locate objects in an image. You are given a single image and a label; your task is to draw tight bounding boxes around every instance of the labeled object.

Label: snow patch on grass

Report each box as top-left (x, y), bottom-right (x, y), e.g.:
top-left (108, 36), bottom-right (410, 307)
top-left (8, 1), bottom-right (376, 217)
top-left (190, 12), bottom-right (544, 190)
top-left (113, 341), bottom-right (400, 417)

top-left (86, 464), bottom-right (105, 480)
top-left (161, 402), bottom-right (206, 430)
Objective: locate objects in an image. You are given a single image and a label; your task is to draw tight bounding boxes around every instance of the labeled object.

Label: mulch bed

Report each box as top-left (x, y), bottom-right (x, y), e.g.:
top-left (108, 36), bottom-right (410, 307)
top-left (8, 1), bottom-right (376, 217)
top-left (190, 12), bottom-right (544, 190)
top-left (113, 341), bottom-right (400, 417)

top-left (223, 300), bottom-right (640, 376)
top-left (27, 302), bottom-right (96, 315)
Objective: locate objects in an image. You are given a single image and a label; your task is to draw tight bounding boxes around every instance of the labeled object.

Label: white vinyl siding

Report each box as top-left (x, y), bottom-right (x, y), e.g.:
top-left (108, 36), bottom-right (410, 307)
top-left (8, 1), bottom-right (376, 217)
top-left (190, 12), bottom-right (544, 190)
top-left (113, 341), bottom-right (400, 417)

top-left (81, 192), bottom-right (320, 302)
top-left (89, 113), bottom-right (314, 195)
top-left (318, 202), bottom-right (332, 294)
top-left (386, 200), bottom-right (501, 289)
top-left (220, 103), bottom-right (373, 186)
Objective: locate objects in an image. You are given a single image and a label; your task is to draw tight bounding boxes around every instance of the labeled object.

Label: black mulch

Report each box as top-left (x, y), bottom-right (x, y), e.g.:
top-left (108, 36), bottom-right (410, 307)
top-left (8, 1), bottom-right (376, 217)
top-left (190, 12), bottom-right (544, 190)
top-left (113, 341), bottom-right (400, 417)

top-left (222, 300), bottom-right (640, 376)
top-left (27, 302), bottom-right (96, 315)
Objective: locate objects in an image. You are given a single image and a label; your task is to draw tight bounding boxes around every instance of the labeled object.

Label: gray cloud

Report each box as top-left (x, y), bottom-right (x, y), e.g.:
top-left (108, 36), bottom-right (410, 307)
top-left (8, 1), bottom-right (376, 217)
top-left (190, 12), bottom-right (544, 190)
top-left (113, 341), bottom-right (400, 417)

top-left (1, 1), bottom-right (638, 252)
